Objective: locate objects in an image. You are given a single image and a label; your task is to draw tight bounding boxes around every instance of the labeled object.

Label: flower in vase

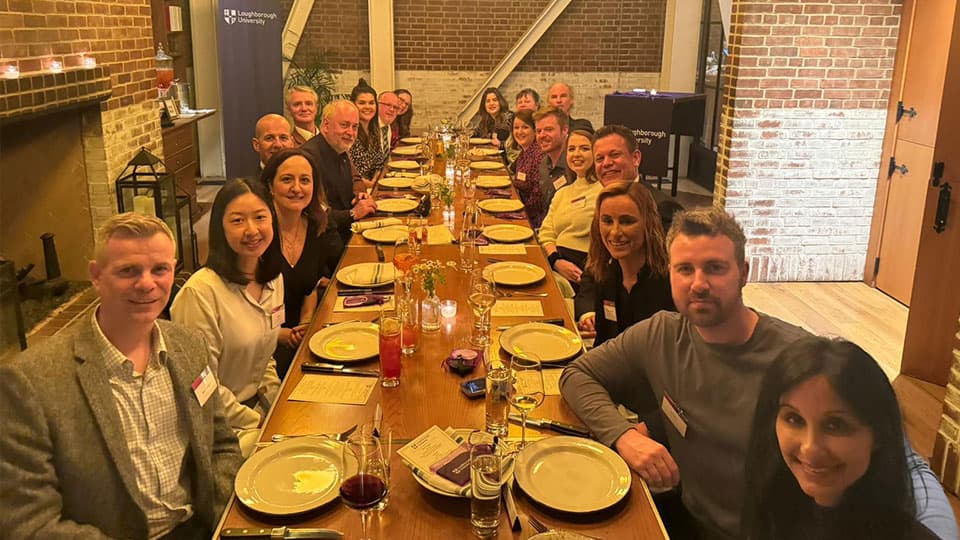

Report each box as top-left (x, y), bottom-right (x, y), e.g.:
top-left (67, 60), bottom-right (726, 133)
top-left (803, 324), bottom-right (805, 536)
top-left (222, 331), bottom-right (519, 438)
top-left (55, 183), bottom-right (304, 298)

top-left (411, 259), bottom-right (446, 296)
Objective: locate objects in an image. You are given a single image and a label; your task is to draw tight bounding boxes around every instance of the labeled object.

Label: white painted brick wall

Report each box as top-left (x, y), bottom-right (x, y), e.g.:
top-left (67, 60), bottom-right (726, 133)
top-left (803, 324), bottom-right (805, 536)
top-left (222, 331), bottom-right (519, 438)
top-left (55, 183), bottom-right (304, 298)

top-left (724, 108), bottom-right (885, 282)
top-left (333, 70), bottom-right (661, 132)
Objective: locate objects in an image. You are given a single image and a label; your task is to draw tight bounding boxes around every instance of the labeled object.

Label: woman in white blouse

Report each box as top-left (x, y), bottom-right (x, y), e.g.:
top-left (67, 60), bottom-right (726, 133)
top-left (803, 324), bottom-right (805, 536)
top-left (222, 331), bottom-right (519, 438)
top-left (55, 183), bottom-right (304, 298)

top-left (171, 178), bottom-right (283, 453)
top-left (538, 130), bottom-right (602, 290)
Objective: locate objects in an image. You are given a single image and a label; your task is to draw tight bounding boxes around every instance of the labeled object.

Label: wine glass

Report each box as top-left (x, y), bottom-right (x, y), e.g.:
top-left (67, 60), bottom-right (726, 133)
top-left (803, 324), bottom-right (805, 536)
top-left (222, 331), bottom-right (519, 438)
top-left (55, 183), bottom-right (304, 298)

top-left (340, 433), bottom-right (388, 539)
top-left (468, 268), bottom-right (497, 346)
top-left (509, 353), bottom-right (544, 448)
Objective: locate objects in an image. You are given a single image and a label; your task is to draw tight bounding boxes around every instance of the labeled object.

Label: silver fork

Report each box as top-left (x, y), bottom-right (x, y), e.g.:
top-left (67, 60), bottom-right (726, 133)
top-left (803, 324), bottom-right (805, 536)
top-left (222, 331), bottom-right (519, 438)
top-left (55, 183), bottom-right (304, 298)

top-left (528, 516), bottom-right (601, 539)
top-left (270, 424), bottom-right (358, 443)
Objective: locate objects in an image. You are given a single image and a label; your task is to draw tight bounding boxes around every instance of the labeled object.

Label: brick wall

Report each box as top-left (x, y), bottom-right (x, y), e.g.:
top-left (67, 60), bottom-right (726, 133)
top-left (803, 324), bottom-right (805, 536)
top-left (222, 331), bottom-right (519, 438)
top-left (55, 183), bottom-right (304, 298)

top-left (279, 0), bottom-right (369, 70)
top-left (0, 0), bottom-right (164, 229)
top-left (716, 0), bottom-right (900, 282)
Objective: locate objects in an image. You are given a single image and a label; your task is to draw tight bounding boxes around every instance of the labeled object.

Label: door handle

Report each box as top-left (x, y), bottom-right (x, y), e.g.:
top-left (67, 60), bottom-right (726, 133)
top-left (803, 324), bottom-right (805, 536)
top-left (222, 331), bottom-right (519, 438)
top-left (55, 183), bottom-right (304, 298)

top-left (897, 101), bottom-right (918, 122)
top-left (888, 157), bottom-right (909, 177)
top-left (934, 183), bottom-right (951, 234)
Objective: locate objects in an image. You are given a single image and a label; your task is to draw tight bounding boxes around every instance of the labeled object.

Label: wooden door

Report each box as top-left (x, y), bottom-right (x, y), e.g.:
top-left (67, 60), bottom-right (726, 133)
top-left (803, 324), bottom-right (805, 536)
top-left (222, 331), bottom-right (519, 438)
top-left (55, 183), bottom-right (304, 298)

top-left (876, 140), bottom-right (935, 305)
top-left (873, 0), bottom-right (958, 306)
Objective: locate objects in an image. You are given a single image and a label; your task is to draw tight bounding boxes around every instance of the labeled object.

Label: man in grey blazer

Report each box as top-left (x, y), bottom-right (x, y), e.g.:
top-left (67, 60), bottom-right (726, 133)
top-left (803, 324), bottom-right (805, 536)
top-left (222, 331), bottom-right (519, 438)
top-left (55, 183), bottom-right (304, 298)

top-left (0, 213), bottom-right (243, 539)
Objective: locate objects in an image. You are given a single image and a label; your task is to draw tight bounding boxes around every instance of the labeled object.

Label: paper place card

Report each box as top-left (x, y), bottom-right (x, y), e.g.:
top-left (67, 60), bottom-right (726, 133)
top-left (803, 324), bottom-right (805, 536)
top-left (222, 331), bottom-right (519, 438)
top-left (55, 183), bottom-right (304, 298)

top-left (425, 225), bottom-right (455, 245)
top-left (397, 425), bottom-right (461, 471)
top-left (334, 295), bottom-right (395, 312)
top-left (506, 422), bottom-right (546, 443)
top-left (288, 374), bottom-right (377, 405)
top-left (542, 368), bottom-right (562, 396)
top-left (491, 300), bottom-right (544, 318)
top-left (479, 244), bottom-right (527, 255)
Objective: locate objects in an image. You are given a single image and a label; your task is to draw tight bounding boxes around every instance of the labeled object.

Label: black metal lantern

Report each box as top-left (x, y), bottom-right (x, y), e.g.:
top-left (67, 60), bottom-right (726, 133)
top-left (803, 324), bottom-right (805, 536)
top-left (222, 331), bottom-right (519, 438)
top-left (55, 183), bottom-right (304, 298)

top-left (114, 147), bottom-right (196, 271)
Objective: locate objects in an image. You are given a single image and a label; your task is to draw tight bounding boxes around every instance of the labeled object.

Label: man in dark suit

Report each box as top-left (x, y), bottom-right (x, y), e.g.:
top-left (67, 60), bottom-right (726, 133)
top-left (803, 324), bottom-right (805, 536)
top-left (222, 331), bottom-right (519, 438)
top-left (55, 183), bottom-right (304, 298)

top-left (301, 100), bottom-right (377, 243)
top-left (548, 81), bottom-right (594, 133)
top-left (0, 213), bottom-right (242, 539)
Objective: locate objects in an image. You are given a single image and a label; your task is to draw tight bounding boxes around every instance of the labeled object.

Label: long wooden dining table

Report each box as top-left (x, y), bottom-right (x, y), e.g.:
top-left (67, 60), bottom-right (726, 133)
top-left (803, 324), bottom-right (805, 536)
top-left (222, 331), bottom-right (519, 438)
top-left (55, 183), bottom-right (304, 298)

top-left (214, 144), bottom-right (669, 539)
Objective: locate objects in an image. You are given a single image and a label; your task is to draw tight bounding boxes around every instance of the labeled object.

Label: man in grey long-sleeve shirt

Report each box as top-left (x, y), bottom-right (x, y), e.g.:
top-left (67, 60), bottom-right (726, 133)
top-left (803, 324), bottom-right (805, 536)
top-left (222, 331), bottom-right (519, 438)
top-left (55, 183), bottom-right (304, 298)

top-left (560, 208), bottom-right (957, 540)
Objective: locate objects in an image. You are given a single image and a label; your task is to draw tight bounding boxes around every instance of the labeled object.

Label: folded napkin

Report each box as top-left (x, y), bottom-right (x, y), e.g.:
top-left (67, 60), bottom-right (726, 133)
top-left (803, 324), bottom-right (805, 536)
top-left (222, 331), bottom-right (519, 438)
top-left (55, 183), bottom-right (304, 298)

top-left (342, 294), bottom-right (389, 308)
top-left (474, 235), bottom-right (490, 246)
top-left (483, 189), bottom-right (513, 198)
top-left (350, 217), bottom-right (402, 233)
top-left (348, 264), bottom-right (393, 286)
top-left (495, 212), bottom-right (527, 220)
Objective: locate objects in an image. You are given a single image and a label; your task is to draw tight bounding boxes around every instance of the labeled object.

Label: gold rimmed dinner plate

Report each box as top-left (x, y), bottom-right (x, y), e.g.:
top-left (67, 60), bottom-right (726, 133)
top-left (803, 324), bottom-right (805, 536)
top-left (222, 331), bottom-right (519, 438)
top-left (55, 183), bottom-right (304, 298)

top-left (336, 262), bottom-right (396, 288)
top-left (410, 429), bottom-right (515, 498)
top-left (234, 438), bottom-right (358, 515)
top-left (470, 161), bottom-right (505, 170)
top-left (308, 321), bottom-right (380, 362)
top-left (392, 146), bottom-right (421, 156)
top-left (362, 224), bottom-right (409, 244)
top-left (412, 174), bottom-right (442, 193)
top-left (400, 137), bottom-right (423, 144)
top-left (528, 533), bottom-right (594, 540)
top-left (379, 176), bottom-right (414, 189)
top-left (499, 323), bottom-right (582, 363)
top-left (469, 148), bottom-right (500, 158)
top-left (483, 260), bottom-right (544, 286)
top-left (376, 198), bottom-right (420, 213)
top-left (475, 175), bottom-right (512, 188)
top-left (478, 199), bottom-right (524, 214)
top-left (515, 436), bottom-right (630, 513)
top-left (470, 137), bottom-right (492, 145)
top-left (387, 160), bottom-right (420, 170)
top-left (481, 224), bottom-right (534, 243)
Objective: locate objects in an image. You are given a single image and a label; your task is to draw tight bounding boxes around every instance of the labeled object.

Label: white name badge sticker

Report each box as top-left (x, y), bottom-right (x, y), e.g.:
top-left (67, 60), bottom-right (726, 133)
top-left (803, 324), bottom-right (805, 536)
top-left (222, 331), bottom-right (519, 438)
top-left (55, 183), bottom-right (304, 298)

top-left (552, 176), bottom-right (567, 190)
top-left (602, 300), bottom-right (617, 322)
top-left (661, 393), bottom-right (688, 438)
top-left (271, 305), bottom-right (285, 329)
top-left (192, 366), bottom-right (216, 407)
top-left (517, 172), bottom-right (526, 182)
top-left (570, 196), bottom-right (587, 209)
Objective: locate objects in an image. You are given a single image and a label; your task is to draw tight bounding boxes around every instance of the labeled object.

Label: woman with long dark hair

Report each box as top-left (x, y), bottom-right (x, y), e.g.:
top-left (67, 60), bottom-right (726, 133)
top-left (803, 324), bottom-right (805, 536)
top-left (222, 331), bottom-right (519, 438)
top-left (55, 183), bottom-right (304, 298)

top-left (468, 87), bottom-right (513, 143)
top-left (348, 78), bottom-right (387, 189)
top-left (260, 148), bottom-right (344, 378)
top-left (171, 178), bottom-right (283, 453)
top-left (742, 337), bottom-right (956, 540)
top-left (578, 181), bottom-right (674, 345)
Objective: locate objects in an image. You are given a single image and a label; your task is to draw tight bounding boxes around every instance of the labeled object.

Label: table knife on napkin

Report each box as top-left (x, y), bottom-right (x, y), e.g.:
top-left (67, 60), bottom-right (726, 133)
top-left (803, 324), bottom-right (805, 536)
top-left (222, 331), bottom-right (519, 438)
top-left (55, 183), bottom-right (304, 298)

top-left (302, 361), bottom-right (381, 378)
top-left (502, 482), bottom-right (521, 531)
top-left (508, 414), bottom-right (591, 438)
top-left (221, 527), bottom-right (343, 539)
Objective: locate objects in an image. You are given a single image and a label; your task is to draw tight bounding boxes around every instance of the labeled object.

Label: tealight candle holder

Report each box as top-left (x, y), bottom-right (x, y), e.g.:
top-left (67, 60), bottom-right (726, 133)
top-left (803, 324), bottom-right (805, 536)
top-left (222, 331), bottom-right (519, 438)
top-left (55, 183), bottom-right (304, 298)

top-left (82, 55), bottom-right (96, 69)
top-left (47, 59), bottom-right (63, 73)
top-left (441, 300), bottom-right (457, 319)
top-left (3, 64), bottom-right (19, 79)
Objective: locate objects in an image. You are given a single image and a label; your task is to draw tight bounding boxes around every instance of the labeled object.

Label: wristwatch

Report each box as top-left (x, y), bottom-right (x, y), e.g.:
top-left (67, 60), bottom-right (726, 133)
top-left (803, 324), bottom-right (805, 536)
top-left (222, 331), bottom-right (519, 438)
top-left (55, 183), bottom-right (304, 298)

top-left (349, 209), bottom-right (356, 220)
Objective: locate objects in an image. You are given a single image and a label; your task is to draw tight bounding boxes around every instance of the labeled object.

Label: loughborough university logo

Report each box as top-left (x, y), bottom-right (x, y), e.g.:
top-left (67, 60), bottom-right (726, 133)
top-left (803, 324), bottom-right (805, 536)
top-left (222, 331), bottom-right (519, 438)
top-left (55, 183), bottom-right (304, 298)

top-left (223, 9), bottom-right (237, 24)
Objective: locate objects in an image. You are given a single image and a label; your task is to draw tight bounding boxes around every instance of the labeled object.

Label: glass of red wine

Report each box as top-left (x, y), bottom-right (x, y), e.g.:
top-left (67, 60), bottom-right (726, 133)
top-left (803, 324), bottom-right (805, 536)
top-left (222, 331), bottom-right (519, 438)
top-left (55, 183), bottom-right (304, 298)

top-left (340, 433), bottom-right (388, 539)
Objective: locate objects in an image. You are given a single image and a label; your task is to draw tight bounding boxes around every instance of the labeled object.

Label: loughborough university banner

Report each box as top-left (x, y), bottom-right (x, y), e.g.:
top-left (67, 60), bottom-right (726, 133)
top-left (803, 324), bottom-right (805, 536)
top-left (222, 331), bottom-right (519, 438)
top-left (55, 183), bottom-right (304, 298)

top-left (218, 0), bottom-right (282, 179)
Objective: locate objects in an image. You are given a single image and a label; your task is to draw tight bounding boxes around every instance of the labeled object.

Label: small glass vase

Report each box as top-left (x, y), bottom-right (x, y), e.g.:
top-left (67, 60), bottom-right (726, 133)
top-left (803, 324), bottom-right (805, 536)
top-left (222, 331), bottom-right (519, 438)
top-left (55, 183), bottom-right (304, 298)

top-left (420, 291), bottom-right (442, 333)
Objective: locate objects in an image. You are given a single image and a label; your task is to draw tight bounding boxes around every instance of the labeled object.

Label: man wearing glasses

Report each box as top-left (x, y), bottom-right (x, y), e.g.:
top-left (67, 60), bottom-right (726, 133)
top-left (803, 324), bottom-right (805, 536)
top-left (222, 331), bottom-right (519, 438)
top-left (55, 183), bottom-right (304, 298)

top-left (377, 91), bottom-right (402, 153)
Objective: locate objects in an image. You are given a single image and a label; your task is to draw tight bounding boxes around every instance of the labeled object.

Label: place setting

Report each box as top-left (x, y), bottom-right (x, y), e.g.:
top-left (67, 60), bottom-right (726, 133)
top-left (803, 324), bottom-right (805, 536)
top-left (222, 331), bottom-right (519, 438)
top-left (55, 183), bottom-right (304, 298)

top-left (386, 159), bottom-right (421, 170)
top-left (374, 195), bottom-right (420, 214)
top-left (470, 160), bottom-right (506, 171)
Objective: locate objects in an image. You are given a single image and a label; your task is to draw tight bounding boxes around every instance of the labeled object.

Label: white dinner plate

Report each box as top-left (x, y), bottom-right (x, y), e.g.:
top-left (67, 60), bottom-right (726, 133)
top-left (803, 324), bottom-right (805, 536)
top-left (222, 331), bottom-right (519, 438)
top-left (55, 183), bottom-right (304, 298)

top-left (499, 323), bottom-right (583, 363)
top-left (308, 321), bottom-right (380, 362)
top-left (387, 160), bottom-right (420, 170)
top-left (470, 160), bottom-right (505, 170)
top-left (400, 137), bottom-right (423, 144)
top-left (235, 438), bottom-right (357, 515)
top-left (475, 175), bottom-right (512, 188)
top-left (470, 137), bottom-right (492, 145)
top-left (478, 199), bottom-right (524, 214)
top-left (410, 430), bottom-right (515, 498)
top-left (483, 261), bottom-right (545, 286)
top-left (482, 224), bottom-right (534, 244)
top-left (379, 177), bottom-right (413, 189)
top-left (528, 533), bottom-right (595, 540)
top-left (515, 436), bottom-right (631, 513)
top-left (469, 148), bottom-right (500, 158)
top-left (376, 198), bottom-right (419, 213)
top-left (362, 224), bottom-right (408, 244)
top-left (392, 146), bottom-right (421, 156)
top-left (336, 262), bottom-right (396, 287)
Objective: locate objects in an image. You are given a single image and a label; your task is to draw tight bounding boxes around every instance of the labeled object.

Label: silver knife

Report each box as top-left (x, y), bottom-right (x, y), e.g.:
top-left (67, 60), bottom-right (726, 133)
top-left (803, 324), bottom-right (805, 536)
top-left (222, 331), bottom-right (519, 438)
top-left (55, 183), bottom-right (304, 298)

top-left (220, 527), bottom-right (344, 539)
top-left (502, 483), bottom-right (521, 531)
top-left (373, 403), bottom-right (383, 437)
top-left (302, 361), bottom-right (381, 378)
top-left (508, 414), bottom-right (591, 438)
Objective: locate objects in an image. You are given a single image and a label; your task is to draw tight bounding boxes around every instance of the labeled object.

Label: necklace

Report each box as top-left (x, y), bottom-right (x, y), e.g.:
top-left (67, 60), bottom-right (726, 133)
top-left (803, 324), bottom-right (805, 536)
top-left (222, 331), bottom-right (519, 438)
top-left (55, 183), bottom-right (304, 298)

top-left (281, 216), bottom-right (305, 260)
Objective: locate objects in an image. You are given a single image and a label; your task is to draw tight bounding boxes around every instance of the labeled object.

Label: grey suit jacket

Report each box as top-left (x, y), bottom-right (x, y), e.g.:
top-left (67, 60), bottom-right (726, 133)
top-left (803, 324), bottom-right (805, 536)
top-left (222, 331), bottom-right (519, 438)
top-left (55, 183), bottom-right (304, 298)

top-left (0, 316), bottom-right (243, 539)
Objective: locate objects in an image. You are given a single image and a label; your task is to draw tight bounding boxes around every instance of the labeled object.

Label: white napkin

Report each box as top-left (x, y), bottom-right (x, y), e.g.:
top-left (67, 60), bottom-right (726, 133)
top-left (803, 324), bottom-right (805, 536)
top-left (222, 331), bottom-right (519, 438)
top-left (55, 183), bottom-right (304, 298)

top-left (351, 217), bottom-right (402, 233)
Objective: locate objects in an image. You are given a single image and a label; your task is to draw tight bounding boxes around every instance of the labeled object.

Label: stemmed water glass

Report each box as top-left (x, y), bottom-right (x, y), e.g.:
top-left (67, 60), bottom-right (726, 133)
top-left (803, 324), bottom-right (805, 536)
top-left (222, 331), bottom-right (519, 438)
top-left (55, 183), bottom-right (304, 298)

top-left (468, 268), bottom-right (497, 346)
top-left (340, 433), bottom-right (388, 539)
top-left (509, 353), bottom-right (544, 448)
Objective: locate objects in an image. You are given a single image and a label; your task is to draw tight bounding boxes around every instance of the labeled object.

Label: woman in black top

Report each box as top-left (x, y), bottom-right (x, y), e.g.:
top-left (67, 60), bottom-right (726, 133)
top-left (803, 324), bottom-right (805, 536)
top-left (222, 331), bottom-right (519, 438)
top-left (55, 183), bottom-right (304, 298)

top-left (578, 182), bottom-right (674, 346)
top-left (468, 87), bottom-right (513, 144)
top-left (742, 337), bottom-right (943, 540)
top-left (260, 148), bottom-right (344, 377)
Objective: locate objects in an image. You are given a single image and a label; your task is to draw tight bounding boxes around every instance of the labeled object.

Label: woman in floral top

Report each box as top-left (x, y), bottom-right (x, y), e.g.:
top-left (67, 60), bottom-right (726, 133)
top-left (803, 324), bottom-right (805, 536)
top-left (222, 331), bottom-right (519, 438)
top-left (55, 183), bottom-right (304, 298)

top-left (509, 109), bottom-right (546, 228)
top-left (348, 79), bottom-right (388, 189)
